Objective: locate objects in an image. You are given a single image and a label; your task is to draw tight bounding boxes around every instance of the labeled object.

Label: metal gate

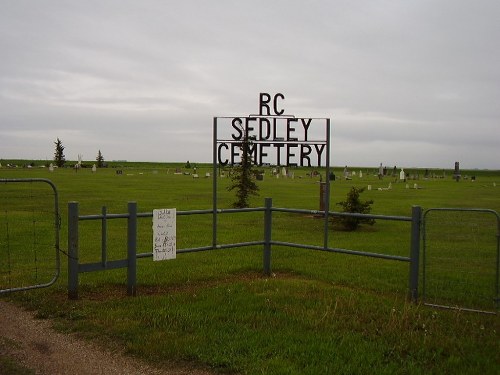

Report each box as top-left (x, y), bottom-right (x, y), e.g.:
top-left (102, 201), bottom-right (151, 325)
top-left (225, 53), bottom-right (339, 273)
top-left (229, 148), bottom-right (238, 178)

top-left (0, 178), bottom-right (60, 293)
top-left (422, 208), bottom-right (499, 314)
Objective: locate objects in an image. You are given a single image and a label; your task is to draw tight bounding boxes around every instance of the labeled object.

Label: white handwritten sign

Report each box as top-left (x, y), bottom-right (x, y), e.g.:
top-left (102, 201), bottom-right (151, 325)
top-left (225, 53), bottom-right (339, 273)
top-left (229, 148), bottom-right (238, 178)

top-left (152, 208), bottom-right (176, 261)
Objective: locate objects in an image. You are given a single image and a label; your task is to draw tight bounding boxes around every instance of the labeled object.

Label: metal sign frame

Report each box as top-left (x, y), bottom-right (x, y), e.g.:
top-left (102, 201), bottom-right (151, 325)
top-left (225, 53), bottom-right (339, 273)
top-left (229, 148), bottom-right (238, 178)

top-left (212, 95), bottom-right (331, 249)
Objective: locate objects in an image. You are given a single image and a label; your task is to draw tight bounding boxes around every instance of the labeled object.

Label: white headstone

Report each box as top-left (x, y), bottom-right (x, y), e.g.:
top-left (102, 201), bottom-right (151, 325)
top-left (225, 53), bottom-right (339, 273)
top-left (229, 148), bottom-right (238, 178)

top-left (359, 170), bottom-right (363, 178)
top-left (92, 164), bottom-right (97, 173)
top-left (49, 163), bottom-right (54, 172)
top-left (367, 185), bottom-right (372, 191)
top-left (399, 169), bottom-right (405, 180)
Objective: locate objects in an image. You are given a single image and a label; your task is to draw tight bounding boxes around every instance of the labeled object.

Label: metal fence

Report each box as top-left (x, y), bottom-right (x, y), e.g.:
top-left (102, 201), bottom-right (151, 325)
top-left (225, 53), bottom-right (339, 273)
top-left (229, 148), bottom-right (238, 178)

top-left (0, 178), bottom-right (60, 294)
top-left (67, 198), bottom-right (422, 301)
top-left (422, 208), bottom-right (499, 314)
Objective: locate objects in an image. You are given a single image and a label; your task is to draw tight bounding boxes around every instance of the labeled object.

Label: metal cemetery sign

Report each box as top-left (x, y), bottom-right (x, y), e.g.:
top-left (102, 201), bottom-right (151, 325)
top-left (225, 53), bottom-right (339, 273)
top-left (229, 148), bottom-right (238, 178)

top-left (215, 93), bottom-right (330, 167)
top-left (212, 93), bottom-right (332, 248)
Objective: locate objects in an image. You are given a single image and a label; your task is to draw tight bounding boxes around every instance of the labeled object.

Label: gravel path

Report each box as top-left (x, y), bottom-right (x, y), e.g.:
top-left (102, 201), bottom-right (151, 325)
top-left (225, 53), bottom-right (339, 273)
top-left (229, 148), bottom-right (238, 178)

top-left (0, 300), bottom-right (213, 375)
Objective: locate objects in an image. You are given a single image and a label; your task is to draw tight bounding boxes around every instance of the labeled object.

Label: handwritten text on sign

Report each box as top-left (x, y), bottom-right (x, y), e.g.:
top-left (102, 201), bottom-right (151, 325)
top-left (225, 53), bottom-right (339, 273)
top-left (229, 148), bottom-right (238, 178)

top-left (152, 208), bottom-right (176, 261)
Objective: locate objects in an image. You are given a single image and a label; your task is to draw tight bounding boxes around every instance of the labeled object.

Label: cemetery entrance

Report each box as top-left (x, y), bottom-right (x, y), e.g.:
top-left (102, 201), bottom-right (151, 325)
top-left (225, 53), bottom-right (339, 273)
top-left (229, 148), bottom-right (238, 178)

top-left (422, 208), bottom-right (499, 314)
top-left (0, 179), bottom-right (60, 294)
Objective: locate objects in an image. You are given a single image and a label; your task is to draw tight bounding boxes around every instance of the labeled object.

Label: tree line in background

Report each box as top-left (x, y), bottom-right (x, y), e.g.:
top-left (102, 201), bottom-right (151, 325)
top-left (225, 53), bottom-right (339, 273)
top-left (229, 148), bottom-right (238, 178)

top-left (53, 138), bottom-right (105, 168)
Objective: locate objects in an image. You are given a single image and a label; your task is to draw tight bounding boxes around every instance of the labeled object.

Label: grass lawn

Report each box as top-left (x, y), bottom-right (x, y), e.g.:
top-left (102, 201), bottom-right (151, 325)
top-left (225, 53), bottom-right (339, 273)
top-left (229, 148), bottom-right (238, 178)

top-left (1, 162), bottom-right (499, 374)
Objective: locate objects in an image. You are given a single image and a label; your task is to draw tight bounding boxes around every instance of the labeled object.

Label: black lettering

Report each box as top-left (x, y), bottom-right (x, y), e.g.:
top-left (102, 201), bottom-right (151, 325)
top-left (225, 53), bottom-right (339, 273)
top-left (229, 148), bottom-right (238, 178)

top-left (287, 144), bottom-right (298, 167)
top-left (301, 118), bottom-right (312, 141)
top-left (314, 144), bottom-right (325, 166)
top-left (259, 93), bottom-right (271, 115)
top-left (259, 144), bottom-right (269, 165)
top-left (218, 143), bottom-right (229, 166)
top-left (245, 117), bottom-right (257, 139)
top-left (259, 118), bottom-right (271, 140)
top-left (274, 143), bottom-right (284, 165)
top-left (231, 118), bottom-right (243, 140)
top-left (273, 93), bottom-right (285, 115)
top-left (248, 143), bottom-right (258, 165)
top-left (231, 143), bottom-right (240, 165)
top-left (287, 118), bottom-right (298, 141)
top-left (300, 144), bottom-right (312, 167)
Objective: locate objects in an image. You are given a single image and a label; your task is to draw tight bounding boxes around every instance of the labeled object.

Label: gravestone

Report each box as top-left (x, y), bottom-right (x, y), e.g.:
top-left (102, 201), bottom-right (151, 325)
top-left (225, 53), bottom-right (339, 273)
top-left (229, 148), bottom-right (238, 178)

top-left (453, 161), bottom-right (461, 181)
top-left (399, 168), bottom-right (405, 181)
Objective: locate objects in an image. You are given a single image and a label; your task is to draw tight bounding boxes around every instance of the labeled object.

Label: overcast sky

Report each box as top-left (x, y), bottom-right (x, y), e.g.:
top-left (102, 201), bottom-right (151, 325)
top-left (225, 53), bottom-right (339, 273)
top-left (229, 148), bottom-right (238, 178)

top-left (1, 0), bottom-right (499, 169)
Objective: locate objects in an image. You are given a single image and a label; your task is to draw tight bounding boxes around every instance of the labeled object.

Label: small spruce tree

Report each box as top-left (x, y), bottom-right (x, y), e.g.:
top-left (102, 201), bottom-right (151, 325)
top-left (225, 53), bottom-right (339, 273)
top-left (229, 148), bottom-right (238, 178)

top-left (96, 150), bottom-right (104, 167)
top-left (53, 138), bottom-right (66, 167)
top-left (335, 186), bottom-right (375, 231)
top-left (227, 133), bottom-right (259, 208)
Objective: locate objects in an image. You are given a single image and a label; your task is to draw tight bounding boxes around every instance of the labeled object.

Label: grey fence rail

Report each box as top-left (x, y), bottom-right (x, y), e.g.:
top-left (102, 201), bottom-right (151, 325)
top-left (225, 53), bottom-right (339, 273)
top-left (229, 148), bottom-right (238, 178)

top-left (68, 198), bottom-right (422, 300)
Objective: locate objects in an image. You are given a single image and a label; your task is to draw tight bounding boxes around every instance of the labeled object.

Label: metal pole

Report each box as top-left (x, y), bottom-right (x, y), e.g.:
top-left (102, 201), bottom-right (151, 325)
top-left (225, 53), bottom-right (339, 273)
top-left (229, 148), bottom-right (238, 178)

top-left (68, 202), bottom-right (79, 300)
top-left (263, 197), bottom-right (272, 276)
top-left (409, 205), bottom-right (422, 302)
top-left (495, 213), bottom-right (499, 309)
top-left (324, 118), bottom-right (331, 249)
top-left (101, 206), bottom-right (107, 267)
top-left (127, 202), bottom-right (137, 296)
top-left (213, 117), bottom-right (218, 249)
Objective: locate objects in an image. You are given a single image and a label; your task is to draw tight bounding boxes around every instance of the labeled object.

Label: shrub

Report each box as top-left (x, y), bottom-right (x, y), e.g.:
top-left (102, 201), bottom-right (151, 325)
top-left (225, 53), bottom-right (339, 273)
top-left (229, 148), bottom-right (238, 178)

top-left (335, 186), bottom-right (375, 231)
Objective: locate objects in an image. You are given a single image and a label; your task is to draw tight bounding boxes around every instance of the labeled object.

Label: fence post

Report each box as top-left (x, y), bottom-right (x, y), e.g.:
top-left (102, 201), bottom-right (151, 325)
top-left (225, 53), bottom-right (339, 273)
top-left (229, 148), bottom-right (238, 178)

top-left (408, 205), bottom-right (422, 303)
top-left (127, 202), bottom-right (137, 296)
top-left (263, 197), bottom-right (272, 276)
top-left (68, 202), bottom-right (79, 300)
top-left (101, 206), bottom-right (107, 267)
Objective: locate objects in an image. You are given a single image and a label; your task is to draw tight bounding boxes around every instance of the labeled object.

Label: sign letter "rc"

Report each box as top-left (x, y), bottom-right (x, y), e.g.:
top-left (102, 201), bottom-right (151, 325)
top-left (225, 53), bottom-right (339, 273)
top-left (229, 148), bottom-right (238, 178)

top-left (259, 93), bottom-right (285, 116)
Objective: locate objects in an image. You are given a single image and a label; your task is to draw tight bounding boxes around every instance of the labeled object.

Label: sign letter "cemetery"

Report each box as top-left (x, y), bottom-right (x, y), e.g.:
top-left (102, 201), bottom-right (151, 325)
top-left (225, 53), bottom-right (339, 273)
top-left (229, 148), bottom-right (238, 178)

top-left (215, 93), bottom-right (330, 167)
top-left (152, 209), bottom-right (176, 261)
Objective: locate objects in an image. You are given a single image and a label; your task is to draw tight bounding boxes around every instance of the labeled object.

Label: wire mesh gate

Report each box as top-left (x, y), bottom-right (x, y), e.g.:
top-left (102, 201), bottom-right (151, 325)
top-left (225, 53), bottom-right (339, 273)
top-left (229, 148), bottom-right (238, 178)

top-left (422, 208), bottom-right (499, 314)
top-left (0, 178), bottom-right (60, 294)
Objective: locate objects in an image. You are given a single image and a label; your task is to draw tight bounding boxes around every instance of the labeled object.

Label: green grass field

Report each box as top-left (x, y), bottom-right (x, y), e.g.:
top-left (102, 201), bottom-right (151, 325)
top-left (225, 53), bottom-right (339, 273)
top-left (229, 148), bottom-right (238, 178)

top-left (1, 162), bottom-right (499, 374)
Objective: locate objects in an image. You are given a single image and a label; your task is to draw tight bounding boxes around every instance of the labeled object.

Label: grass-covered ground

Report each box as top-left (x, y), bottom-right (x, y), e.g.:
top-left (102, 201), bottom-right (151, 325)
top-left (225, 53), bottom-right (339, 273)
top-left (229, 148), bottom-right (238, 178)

top-left (1, 162), bottom-right (499, 374)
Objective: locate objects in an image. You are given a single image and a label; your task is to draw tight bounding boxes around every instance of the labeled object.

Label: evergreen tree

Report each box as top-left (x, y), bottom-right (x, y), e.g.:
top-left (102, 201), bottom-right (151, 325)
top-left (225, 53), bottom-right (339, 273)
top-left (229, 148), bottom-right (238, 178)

top-left (227, 133), bottom-right (259, 208)
top-left (335, 187), bottom-right (375, 231)
top-left (96, 150), bottom-right (104, 167)
top-left (53, 138), bottom-right (66, 167)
